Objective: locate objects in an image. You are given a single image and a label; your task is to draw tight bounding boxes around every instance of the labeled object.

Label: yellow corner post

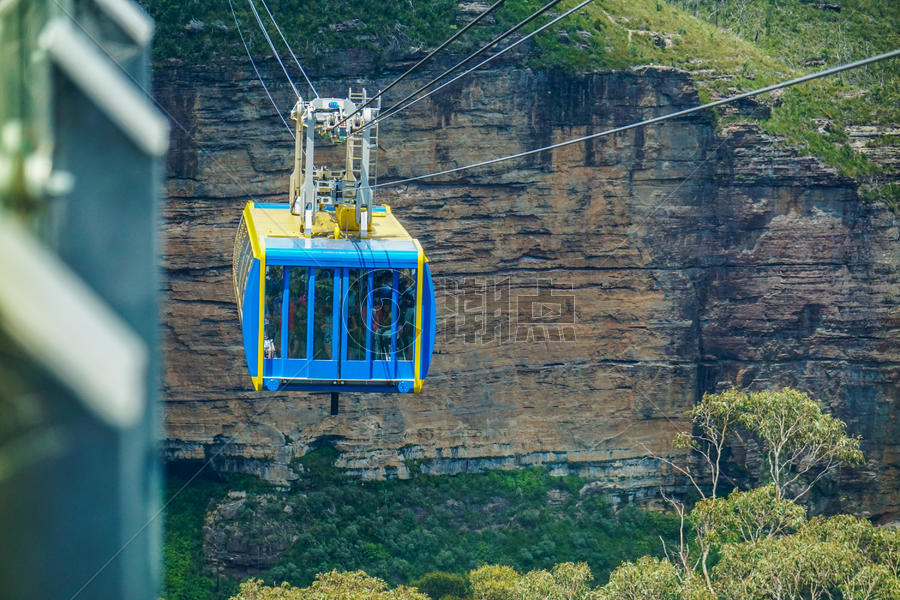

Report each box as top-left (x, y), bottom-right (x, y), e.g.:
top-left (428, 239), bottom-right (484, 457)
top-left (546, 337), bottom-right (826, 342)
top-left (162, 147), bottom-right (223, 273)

top-left (242, 202), bottom-right (265, 391)
top-left (412, 239), bottom-right (425, 393)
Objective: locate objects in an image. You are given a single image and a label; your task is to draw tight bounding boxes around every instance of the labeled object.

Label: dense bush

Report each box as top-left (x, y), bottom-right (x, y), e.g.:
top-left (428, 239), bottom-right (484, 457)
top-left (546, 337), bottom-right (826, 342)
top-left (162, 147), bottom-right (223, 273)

top-left (232, 571), bottom-right (428, 599)
top-left (408, 572), bottom-right (469, 600)
top-left (164, 477), bottom-right (238, 600)
top-left (259, 460), bottom-right (678, 588)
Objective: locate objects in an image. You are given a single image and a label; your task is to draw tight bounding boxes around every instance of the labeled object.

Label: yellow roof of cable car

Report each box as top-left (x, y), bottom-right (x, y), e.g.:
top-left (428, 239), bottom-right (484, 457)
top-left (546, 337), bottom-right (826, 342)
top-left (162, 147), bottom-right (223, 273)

top-left (247, 202), bottom-right (414, 247)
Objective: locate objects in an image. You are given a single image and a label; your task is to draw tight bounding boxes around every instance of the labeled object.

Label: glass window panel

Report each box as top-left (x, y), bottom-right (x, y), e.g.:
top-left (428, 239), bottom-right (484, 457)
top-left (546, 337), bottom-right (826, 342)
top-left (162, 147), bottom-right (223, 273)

top-left (398, 269), bottom-right (417, 360)
top-left (264, 265), bottom-right (284, 358)
top-left (372, 269), bottom-right (394, 361)
top-left (313, 268), bottom-right (334, 360)
top-left (287, 268), bottom-right (308, 359)
top-left (346, 269), bottom-right (368, 361)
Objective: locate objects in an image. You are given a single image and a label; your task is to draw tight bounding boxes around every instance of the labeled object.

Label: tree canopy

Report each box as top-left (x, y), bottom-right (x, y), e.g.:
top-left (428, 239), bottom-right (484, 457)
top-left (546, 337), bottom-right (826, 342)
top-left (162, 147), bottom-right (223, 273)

top-left (226, 386), bottom-right (897, 600)
top-left (671, 387), bottom-right (863, 501)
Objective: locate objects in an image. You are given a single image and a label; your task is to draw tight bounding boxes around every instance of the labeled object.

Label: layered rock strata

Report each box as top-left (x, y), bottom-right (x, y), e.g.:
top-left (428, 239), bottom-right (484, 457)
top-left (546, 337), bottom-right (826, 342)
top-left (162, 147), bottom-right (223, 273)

top-left (156, 59), bottom-right (899, 517)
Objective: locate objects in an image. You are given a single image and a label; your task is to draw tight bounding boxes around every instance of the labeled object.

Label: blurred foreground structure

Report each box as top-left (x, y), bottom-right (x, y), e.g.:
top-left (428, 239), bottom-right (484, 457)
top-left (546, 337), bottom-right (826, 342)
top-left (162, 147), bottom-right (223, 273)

top-left (0, 1), bottom-right (167, 598)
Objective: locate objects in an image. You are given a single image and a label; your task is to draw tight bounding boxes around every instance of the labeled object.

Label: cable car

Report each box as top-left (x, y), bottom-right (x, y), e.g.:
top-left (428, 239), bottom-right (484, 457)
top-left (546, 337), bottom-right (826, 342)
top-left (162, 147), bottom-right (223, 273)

top-left (232, 91), bottom-right (436, 394)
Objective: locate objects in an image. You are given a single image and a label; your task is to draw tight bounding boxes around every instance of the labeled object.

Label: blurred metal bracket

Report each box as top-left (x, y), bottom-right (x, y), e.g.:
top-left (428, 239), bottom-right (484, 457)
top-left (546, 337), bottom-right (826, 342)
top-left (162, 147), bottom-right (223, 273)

top-left (39, 16), bottom-right (168, 157)
top-left (93, 0), bottom-right (154, 47)
top-left (0, 214), bottom-right (147, 428)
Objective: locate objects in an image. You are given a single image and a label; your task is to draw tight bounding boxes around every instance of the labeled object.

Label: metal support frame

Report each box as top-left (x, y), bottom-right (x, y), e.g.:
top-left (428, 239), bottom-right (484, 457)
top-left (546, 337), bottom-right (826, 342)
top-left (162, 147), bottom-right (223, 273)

top-left (301, 108), bottom-right (315, 237)
top-left (357, 124), bottom-right (372, 238)
top-left (286, 90), bottom-right (379, 239)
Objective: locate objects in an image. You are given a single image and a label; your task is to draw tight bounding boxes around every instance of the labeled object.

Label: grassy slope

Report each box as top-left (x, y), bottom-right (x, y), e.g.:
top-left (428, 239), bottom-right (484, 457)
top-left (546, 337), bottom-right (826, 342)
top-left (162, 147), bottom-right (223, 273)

top-left (163, 455), bottom-right (680, 600)
top-left (140, 0), bottom-right (898, 208)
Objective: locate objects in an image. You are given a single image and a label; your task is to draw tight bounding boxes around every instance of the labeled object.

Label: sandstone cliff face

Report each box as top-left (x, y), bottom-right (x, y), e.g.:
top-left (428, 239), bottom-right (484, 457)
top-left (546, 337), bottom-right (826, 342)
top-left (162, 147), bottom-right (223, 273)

top-left (155, 58), bottom-right (898, 516)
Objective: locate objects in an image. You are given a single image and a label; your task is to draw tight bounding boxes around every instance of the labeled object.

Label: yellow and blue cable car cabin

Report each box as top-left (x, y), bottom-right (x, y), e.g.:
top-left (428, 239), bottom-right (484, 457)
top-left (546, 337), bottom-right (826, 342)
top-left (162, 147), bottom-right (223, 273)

top-left (232, 91), bottom-right (436, 394)
top-left (233, 202), bottom-right (436, 393)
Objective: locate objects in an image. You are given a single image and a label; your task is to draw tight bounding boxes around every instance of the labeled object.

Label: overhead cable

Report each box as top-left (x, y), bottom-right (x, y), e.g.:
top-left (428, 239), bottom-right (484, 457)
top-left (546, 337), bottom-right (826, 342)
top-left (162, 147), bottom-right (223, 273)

top-left (245, 0), bottom-right (301, 99)
top-left (257, 0), bottom-right (319, 98)
top-left (228, 0), bottom-right (295, 140)
top-left (369, 48), bottom-right (900, 189)
top-left (334, 0), bottom-right (509, 129)
top-left (367, 0), bottom-right (594, 130)
top-left (373, 0), bottom-right (566, 125)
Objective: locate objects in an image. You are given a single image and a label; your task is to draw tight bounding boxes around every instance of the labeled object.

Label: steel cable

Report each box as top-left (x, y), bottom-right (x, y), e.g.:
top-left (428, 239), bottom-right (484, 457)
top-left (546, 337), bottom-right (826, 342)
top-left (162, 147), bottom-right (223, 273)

top-left (334, 0), bottom-right (509, 129)
top-left (257, 0), bottom-right (319, 98)
top-left (365, 0), bottom-right (595, 131)
top-left (229, 0), bottom-right (295, 139)
top-left (373, 0), bottom-right (566, 126)
top-left (368, 48), bottom-right (900, 189)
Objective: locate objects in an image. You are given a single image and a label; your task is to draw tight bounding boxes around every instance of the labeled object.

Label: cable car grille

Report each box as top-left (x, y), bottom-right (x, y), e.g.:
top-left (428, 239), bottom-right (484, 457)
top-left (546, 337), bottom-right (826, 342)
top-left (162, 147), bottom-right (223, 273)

top-left (232, 215), bottom-right (253, 323)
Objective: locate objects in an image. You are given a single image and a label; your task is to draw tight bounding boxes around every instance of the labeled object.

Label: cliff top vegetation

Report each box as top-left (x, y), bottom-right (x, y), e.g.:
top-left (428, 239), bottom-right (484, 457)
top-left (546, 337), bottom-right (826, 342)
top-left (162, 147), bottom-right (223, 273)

top-left (138, 0), bottom-right (898, 210)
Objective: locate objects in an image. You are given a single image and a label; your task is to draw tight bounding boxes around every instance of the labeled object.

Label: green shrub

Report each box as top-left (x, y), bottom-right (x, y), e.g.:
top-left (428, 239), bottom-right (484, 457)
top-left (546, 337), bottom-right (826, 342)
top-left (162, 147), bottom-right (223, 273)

top-left (409, 571), bottom-right (469, 600)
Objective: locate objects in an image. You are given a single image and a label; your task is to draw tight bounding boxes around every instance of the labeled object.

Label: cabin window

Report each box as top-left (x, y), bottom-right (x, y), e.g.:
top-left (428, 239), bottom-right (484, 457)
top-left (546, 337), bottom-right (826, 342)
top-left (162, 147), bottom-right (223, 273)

top-left (313, 268), bottom-right (334, 360)
top-left (266, 265), bottom-right (419, 381)
top-left (398, 269), bottom-right (417, 360)
top-left (346, 269), bottom-right (369, 361)
top-left (264, 266), bottom-right (284, 358)
top-left (344, 268), bottom-right (417, 364)
top-left (371, 269), bottom-right (395, 361)
top-left (287, 268), bottom-right (308, 359)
